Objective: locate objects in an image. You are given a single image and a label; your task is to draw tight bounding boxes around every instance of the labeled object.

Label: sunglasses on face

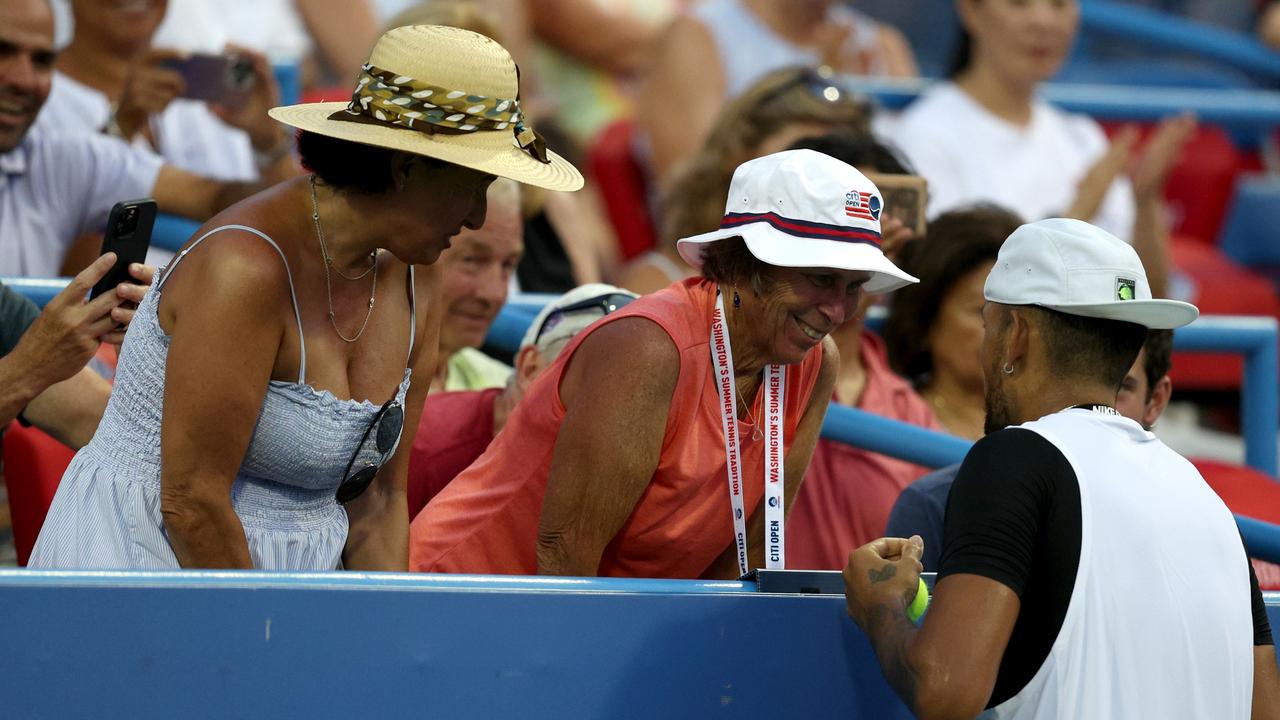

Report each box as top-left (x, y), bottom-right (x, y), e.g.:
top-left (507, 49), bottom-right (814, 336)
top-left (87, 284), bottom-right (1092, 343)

top-left (533, 293), bottom-right (637, 345)
top-left (336, 396), bottom-right (404, 505)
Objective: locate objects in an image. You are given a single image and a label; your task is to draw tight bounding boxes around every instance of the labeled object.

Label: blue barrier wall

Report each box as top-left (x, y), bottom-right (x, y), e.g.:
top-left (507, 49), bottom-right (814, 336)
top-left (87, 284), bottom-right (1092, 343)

top-left (0, 570), bottom-right (1274, 718)
top-left (0, 571), bottom-right (911, 719)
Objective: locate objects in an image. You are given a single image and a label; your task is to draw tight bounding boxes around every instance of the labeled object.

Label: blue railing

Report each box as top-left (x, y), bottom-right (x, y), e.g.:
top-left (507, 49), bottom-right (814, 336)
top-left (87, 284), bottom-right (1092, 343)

top-left (1080, 0), bottom-right (1280, 81)
top-left (841, 75), bottom-right (1280, 136)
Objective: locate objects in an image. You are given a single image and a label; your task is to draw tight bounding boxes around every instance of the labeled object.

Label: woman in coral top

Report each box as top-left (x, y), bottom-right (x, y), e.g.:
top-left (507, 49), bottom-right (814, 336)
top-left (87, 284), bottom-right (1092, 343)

top-left (409, 149), bottom-right (917, 579)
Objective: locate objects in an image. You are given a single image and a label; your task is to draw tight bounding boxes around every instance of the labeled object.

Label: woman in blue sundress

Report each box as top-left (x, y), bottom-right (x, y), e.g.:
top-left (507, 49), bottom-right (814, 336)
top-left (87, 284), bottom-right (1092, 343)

top-left (29, 25), bottom-right (583, 570)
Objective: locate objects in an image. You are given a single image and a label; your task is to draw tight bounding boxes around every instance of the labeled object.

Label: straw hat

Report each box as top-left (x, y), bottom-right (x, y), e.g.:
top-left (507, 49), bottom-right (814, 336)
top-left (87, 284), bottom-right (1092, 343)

top-left (269, 25), bottom-right (583, 192)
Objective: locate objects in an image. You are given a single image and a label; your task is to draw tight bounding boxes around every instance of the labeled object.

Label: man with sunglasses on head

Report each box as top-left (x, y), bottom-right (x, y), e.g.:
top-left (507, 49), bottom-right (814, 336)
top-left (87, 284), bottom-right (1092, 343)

top-left (406, 284), bottom-right (637, 520)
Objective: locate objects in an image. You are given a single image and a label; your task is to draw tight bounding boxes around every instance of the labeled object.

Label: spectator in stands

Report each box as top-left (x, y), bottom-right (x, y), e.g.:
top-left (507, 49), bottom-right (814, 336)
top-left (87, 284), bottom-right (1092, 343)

top-left (29, 25), bottom-right (583, 571)
top-left (430, 178), bottom-right (524, 393)
top-left (408, 283), bottom-right (637, 517)
top-left (410, 149), bottom-right (916, 578)
top-left (776, 132), bottom-right (943, 569)
top-left (885, 0), bottom-right (1195, 298)
top-left (0, 0), bottom-right (288, 278)
top-left (638, 0), bottom-right (917, 186)
top-left (151, 0), bottom-right (380, 90)
top-left (844, 218), bottom-right (1276, 719)
top-left (618, 67), bottom-right (871, 295)
top-left (0, 254), bottom-right (152, 449)
top-left (882, 205), bottom-right (1025, 440)
top-left (43, 0), bottom-right (295, 184)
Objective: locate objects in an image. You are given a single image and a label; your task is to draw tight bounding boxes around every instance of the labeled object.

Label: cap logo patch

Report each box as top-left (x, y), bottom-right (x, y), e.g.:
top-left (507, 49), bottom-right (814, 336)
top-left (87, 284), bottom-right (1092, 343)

top-left (1116, 277), bottom-right (1136, 301)
top-left (845, 190), bottom-right (881, 221)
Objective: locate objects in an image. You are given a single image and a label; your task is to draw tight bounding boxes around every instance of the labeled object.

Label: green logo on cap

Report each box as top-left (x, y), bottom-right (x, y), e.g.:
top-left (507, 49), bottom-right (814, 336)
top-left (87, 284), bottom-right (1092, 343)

top-left (1116, 278), bottom-right (1136, 301)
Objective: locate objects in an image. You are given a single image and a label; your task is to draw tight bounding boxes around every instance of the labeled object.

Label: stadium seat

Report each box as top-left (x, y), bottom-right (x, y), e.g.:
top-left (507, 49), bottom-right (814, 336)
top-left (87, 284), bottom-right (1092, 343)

top-left (1168, 236), bottom-right (1280, 391)
top-left (1219, 175), bottom-right (1280, 269)
top-left (1193, 458), bottom-right (1280, 590)
top-left (3, 423), bottom-right (72, 566)
top-left (586, 120), bottom-right (658, 262)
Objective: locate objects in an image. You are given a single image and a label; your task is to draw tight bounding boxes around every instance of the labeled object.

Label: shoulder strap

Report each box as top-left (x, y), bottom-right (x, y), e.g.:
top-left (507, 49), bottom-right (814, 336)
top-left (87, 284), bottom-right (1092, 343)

top-left (406, 264), bottom-right (417, 367)
top-left (158, 224), bottom-right (309, 384)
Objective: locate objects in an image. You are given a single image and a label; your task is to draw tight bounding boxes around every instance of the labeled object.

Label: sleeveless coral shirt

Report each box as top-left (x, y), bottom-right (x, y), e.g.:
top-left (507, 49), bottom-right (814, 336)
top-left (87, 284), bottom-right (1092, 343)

top-left (409, 278), bottom-right (823, 578)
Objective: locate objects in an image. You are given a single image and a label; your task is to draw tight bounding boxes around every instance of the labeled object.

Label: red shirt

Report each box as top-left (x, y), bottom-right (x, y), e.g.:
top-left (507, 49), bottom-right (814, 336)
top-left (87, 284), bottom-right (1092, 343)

top-left (786, 331), bottom-right (941, 570)
top-left (406, 387), bottom-right (502, 520)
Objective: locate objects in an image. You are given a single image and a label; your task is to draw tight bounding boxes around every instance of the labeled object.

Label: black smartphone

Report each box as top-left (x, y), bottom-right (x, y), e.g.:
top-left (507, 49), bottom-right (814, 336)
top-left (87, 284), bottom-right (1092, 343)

top-left (89, 199), bottom-right (157, 301)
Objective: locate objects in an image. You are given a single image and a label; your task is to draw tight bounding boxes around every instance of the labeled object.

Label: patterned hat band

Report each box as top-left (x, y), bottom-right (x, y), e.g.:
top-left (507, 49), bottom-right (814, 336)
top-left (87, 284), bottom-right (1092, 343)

top-left (327, 63), bottom-right (549, 164)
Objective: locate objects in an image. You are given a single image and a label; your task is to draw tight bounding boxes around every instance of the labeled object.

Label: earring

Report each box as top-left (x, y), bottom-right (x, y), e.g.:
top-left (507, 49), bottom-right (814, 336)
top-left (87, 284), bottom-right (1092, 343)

top-left (732, 290), bottom-right (741, 309)
top-left (397, 177), bottom-right (406, 192)
top-left (1002, 362), bottom-right (1015, 375)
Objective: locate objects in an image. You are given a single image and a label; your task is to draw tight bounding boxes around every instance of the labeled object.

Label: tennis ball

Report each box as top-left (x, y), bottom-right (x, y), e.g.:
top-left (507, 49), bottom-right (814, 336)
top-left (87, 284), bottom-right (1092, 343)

top-left (907, 577), bottom-right (929, 623)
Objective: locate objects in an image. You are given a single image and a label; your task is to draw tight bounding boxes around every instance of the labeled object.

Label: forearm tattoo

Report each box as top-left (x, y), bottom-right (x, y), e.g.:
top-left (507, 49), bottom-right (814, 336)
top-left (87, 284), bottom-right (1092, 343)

top-left (865, 586), bottom-right (921, 710)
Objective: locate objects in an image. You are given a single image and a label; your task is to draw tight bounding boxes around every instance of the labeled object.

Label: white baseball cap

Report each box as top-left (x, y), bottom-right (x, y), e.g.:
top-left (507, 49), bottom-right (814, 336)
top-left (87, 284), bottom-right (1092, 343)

top-left (675, 149), bottom-right (918, 294)
top-left (521, 284), bottom-right (639, 358)
top-left (984, 218), bottom-right (1199, 329)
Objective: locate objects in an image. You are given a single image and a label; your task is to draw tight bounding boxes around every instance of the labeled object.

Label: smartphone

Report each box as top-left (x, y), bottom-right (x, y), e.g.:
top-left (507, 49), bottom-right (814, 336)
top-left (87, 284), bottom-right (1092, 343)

top-left (89, 199), bottom-right (157, 301)
top-left (162, 53), bottom-right (256, 107)
top-left (864, 173), bottom-right (929, 237)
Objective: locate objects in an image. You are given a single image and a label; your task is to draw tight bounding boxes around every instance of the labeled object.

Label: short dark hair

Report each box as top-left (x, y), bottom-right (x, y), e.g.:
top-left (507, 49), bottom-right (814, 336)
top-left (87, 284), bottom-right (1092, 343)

top-left (699, 236), bottom-right (775, 294)
top-left (1141, 329), bottom-right (1174, 399)
top-left (297, 130), bottom-right (398, 194)
top-left (1031, 307), bottom-right (1148, 391)
top-left (883, 204), bottom-right (1024, 384)
top-left (786, 132), bottom-right (912, 175)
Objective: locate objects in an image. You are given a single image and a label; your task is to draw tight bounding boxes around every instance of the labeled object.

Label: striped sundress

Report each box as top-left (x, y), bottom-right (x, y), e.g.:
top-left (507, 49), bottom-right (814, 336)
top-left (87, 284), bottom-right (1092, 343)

top-left (29, 225), bottom-right (414, 570)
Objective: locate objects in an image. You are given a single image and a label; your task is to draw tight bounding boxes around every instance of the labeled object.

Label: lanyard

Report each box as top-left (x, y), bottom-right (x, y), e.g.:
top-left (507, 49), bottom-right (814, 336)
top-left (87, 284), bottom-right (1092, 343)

top-left (710, 290), bottom-right (786, 578)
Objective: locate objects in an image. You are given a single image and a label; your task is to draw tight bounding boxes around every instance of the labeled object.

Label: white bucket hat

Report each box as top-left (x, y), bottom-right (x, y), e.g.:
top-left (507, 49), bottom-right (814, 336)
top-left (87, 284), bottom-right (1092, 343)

top-left (269, 25), bottom-right (582, 192)
top-left (675, 149), bottom-right (918, 294)
top-left (984, 218), bottom-right (1199, 329)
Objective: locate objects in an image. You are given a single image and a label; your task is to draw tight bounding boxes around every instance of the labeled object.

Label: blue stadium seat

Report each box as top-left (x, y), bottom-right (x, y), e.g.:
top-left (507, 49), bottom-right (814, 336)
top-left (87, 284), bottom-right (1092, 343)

top-left (1218, 175), bottom-right (1280, 268)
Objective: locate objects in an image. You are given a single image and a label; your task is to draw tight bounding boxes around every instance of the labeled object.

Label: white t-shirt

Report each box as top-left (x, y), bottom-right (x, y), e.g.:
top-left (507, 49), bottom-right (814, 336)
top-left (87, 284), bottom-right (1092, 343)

top-left (692, 0), bottom-right (888, 99)
top-left (0, 127), bottom-right (163, 277)
top-left (882, 82), bottom-right (1135, 242)
top-left (38, 71), bottom-right (257, 183)
top-left (152, 0), bottom-right (312, 63)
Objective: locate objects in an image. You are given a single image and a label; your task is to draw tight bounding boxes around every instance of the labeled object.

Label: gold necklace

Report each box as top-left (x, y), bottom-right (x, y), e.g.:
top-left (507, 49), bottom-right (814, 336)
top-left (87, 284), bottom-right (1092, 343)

top-left (736, 386), bottom-right (765, 442)
top-left (309, 175), bottom-right (377, 343)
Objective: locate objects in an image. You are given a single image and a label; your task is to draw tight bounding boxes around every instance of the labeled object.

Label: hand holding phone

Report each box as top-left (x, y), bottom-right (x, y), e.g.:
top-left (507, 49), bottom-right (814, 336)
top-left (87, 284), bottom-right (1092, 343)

top-left (161, 52), bottom-right (257, 108)
top-left (864, 173), bottom-right (929, 238)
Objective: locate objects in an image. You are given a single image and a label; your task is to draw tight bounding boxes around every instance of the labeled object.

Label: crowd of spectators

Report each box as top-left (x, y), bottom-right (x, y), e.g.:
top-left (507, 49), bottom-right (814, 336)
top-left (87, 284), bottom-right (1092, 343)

top-left (1, 0), bottom-right (1278, 591)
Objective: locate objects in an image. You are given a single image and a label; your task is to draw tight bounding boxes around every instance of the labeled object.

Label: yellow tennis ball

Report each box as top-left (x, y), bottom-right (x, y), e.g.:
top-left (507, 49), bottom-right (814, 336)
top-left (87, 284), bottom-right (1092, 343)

top-left (907, 577), bottom-right (929, 623)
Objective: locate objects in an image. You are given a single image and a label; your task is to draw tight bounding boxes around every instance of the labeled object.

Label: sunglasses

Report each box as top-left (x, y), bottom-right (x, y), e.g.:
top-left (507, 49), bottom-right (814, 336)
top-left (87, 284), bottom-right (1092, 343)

top-left (336, 396), bottom-right (405, 505)
top-left (533, 292), bottom-right (637, 345)
top-left (757, 67), bottom-right (852, 109)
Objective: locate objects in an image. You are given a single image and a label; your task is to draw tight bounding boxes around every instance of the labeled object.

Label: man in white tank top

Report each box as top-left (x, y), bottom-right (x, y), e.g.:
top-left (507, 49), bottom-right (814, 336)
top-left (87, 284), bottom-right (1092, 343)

top-left (843, 218), bottom-right (1279, 718)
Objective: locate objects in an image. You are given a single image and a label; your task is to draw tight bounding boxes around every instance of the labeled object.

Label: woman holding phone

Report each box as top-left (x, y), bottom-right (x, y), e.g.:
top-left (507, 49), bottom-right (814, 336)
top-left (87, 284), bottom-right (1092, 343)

top-left (30, 25), bottom-right (582, 571)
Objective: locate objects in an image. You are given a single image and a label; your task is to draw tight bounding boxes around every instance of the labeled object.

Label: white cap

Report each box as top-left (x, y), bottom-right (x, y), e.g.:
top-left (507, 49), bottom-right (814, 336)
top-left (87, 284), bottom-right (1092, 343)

top-left (520, 284), bottom-right (639, 358)
top-left (984, 218), bottom-right (1199, 329)
top-left (675, 149), bottom-right (918, 294)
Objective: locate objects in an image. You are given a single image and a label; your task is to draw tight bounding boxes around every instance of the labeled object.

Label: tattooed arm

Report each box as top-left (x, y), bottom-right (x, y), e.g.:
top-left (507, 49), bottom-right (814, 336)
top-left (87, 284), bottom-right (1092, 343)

top-left (844, 537), bottom-right (1020, 720)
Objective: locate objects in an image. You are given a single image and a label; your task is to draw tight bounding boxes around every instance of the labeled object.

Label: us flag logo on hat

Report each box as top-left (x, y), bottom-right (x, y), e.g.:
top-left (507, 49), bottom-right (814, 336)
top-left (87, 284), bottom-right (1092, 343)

top-left (845, 189), bottom-right (881, 221)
